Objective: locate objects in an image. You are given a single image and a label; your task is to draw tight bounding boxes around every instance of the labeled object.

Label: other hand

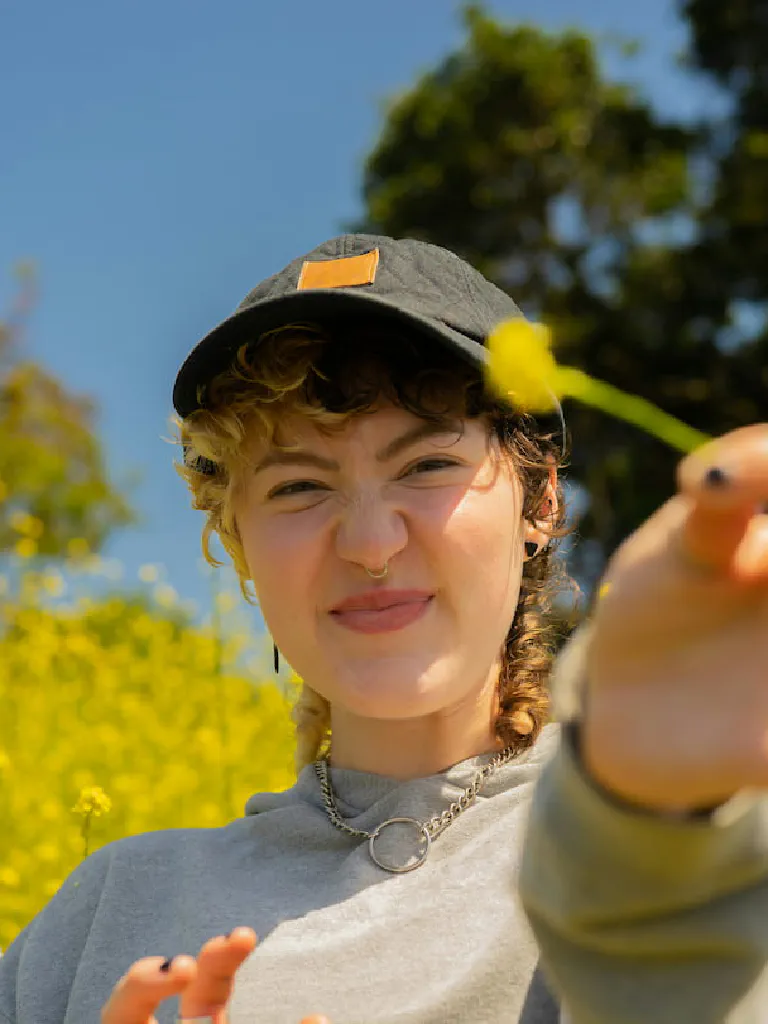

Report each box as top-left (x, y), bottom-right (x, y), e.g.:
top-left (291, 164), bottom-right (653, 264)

top-left (582, 423), bottom-right (768, 812)
top-left (101, 926), bottom-right (331, 1024)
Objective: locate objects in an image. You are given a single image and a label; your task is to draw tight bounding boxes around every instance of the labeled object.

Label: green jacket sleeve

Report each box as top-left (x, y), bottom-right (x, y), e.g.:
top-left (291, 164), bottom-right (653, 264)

top-left (519, 722), bottom-right (768, 1024)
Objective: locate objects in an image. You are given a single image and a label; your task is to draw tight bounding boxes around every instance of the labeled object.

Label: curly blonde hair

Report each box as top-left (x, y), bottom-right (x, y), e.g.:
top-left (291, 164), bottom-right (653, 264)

top-left (176, 320), bottom-right (577, 772)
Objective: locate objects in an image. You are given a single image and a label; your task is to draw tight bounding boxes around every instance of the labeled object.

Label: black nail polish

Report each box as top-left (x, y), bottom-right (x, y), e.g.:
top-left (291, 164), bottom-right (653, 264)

top-left (159, 957), bottom-right (173, 973)
top-left (704, 467), bottom-right (728, 488)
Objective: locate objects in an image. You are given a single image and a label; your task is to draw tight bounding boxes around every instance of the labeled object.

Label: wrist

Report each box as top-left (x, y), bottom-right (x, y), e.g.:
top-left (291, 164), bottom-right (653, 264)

top-left (566, 721), bottom-right (726, 821)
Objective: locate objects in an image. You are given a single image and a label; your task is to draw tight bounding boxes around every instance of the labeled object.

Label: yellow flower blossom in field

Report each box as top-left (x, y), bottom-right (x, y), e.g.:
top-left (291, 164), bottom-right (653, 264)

top-left (0, 580), bottom-right (296, 950)
top-left (138, 563), bottom-right (160, 583)
top-left (34, 843), bottom-right (60, 864)
top-left (72, 786), bottom-right (113, 818)
top-left (9, 512), bottom-right (44, 538)
top-left (14, 537), bottom-right (38, 559)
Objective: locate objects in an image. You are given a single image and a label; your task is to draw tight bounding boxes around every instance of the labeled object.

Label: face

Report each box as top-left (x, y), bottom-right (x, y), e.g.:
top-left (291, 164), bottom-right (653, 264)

top-left (233, 403), bottom-right (529, 721)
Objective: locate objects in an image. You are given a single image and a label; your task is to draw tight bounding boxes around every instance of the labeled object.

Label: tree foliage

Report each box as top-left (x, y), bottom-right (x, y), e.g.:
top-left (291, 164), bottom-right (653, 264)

top-left (357, 3), bottom-right (768, 587)
top-left (0, 265), bottom-right (134, 559)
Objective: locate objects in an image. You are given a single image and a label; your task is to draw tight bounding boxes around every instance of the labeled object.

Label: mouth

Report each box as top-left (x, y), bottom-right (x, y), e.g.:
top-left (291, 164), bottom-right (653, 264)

top-left (329, 590), bottom-right (434, 634)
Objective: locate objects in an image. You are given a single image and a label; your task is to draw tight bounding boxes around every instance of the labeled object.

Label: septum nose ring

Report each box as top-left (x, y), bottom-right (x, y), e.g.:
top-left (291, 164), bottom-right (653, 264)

top-left (366, 563), bottom-right (389, 579)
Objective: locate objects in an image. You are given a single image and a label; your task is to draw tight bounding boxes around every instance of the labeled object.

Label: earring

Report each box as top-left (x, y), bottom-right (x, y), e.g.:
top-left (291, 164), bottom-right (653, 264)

top-left (273, 643), bottom-right (280, 674)
top-left (524, 541), bottom-right (539, 559)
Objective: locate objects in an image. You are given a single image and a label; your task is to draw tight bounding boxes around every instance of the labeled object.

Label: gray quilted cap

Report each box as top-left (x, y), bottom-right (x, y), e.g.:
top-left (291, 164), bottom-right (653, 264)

top-left (172, 233), bottom-right (525, 419)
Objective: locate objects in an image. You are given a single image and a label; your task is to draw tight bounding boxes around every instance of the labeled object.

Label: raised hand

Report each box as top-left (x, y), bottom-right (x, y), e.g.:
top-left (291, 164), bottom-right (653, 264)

top-left (581, 423), bottom-right (768, 812)
top-left (100, 926), bottom-right (331, 1024)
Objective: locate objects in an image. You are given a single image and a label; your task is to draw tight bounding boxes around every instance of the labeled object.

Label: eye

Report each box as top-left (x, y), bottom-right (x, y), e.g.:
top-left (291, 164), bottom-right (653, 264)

top-left (404, 457), bottom-right (460, 477)
top-left (267, 480), bottom-right (327, 499)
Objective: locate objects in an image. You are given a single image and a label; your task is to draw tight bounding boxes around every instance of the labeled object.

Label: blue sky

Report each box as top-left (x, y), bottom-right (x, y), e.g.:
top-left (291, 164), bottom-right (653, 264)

top-left (1, 0), bottom-right (724, 626)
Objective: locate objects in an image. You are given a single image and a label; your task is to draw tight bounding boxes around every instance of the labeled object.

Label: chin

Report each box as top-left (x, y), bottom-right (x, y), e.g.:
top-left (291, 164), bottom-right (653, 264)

top-left (327, 651), bottom-right (466, 720)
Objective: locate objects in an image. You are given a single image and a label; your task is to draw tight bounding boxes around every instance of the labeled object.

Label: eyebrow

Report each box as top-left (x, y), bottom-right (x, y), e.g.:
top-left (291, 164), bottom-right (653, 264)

top-left (253, 421), bottom-right (462, 475)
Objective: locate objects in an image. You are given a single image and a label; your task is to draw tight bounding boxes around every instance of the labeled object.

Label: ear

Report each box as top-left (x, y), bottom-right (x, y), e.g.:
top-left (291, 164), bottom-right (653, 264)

top-left (524, 459), bottom-right (558, 552)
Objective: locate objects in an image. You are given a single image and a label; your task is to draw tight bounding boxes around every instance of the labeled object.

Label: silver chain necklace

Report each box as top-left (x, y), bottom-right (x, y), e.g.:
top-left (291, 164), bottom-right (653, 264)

top-left (314, 746), bottom-right (516, 874)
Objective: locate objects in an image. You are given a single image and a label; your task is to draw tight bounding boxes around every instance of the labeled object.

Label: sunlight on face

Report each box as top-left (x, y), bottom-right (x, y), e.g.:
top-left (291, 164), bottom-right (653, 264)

top-left (233, 403), bottom-right (527, 720)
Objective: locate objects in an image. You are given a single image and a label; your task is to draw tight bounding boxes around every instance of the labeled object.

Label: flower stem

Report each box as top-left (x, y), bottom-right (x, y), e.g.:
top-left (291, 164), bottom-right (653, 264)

top-left (558, 367), bottom-right (712, 454)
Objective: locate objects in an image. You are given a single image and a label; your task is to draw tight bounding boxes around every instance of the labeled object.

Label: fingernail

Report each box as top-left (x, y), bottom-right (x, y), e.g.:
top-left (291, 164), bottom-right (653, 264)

top-left (704, 466), bottom-right (729, 488)
top-left (159, 957), bottom-right (173, 973)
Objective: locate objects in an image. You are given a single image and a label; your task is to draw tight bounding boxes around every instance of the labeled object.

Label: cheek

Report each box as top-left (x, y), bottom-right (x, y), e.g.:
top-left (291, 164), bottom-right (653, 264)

top-left (441, 491), bottom-right (524, 618)
top-left (236, 507), bottom-right (324, 618)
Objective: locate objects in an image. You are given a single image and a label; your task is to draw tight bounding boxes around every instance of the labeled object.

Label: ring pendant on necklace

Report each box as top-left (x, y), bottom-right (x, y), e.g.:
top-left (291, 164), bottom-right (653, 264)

top-left (368, 817), bottom-right (432, 873)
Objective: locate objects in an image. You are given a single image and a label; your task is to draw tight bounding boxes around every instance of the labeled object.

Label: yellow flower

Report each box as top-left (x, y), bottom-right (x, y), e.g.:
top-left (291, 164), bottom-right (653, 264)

top-left (487, 319), bottom-right (561, 413)
top-left (9, 512), bottom-right (44, 538)
top-left (14, 538), bottom-right (37, 560)
top-left (71, 786), bottom-right (112, 818)
top-left (34, 843), bottom-right (59, 864)
top-left (486, 316), bottom-right (712, 454)
top-left (0, 868), bottom-right (20, 888)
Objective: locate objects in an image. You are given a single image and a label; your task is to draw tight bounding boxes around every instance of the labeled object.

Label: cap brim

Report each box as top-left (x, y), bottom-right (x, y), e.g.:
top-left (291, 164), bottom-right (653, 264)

top-left (172, 289), bottom-right (489, 418)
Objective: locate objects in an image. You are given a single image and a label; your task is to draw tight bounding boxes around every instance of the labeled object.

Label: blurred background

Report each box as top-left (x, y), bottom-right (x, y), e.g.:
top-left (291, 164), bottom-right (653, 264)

top-left (2, 0), bottom-right (766, 945)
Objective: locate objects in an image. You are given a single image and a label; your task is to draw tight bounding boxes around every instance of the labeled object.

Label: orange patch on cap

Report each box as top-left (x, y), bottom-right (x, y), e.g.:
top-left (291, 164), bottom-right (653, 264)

top-left (297, 249), bottom-right (379, 290)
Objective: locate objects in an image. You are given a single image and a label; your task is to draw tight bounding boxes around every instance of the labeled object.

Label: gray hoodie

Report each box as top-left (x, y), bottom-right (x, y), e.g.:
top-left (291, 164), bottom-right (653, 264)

top-left (7, 709), bottom-right (768, 1024)
top-left (0, 726), bottom-right (561, 1024)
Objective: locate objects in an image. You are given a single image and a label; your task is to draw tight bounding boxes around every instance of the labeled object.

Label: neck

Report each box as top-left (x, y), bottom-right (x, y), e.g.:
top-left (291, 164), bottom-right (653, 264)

top-left (326, 671), bottom-right (504, 780)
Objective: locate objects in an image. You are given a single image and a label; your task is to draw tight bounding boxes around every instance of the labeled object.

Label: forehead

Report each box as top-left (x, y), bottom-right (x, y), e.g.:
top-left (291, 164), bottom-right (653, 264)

top-left (254, 402), bottom-right (490, 452)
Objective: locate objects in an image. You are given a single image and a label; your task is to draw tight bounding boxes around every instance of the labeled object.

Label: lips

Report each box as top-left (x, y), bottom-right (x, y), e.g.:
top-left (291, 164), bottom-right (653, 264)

top-left (329, 589), bottom-right (434, 634)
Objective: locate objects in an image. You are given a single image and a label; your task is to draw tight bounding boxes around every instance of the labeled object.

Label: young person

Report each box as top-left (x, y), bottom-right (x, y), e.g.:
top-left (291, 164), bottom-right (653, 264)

top-left (1, 235), bottom-right (766, 1024)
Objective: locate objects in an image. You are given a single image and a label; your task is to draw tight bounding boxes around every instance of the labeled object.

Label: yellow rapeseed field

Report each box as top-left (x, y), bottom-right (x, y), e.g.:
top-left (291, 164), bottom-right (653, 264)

top-left (0, 567), bottom-right (297, 950)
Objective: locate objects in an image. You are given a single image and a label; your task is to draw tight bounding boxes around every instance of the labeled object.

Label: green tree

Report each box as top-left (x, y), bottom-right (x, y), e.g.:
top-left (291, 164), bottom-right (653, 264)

top-left (356, 4), bottom-right (766, 590)
top-left (681, 0), bottom-right (768, 342)
top-left (0, 264), bottom-right (135, 558)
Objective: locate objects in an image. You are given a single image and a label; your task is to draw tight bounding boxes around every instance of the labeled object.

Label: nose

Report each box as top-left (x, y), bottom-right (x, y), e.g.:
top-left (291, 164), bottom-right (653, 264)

top-left (334, 489), bottom-right (408, 575)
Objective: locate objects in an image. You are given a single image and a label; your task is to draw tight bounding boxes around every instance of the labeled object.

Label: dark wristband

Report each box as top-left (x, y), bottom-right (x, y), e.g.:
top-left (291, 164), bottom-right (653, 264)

top-left (564, 720), bottom-right (719, 822)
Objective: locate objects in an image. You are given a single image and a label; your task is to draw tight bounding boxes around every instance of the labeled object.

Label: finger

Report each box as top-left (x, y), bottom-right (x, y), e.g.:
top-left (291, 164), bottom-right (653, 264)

top-left (101, 955), bottom-right (197, 1024)
top-left (677, 424), bottom-right (768, 577)
top-left (178, 927), bottom-right (258, 1020)
top-left (300, 1017), bottom-right (333, 1023)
